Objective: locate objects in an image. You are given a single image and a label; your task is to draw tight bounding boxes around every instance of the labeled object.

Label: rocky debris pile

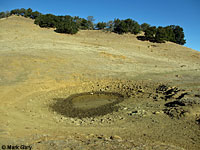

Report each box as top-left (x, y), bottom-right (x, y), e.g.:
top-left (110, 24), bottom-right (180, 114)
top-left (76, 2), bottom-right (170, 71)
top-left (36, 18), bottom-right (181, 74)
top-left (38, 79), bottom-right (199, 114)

top-left (178, 93), bottom-right (200, 106)
top-left (90, 80), bottom-right (158, 99)
top-left (127, 109), bottom-right (147, 117)
top-left (155, 84), bottom-right (191, 119)
top-left (152, 89), bottom-right (199, 120)
top-left (164, 101), bottom-right (185, 107)
top-left (163, 107), bottom-right (187, 119)
top-left (156, 84), bottom-right (188, 100)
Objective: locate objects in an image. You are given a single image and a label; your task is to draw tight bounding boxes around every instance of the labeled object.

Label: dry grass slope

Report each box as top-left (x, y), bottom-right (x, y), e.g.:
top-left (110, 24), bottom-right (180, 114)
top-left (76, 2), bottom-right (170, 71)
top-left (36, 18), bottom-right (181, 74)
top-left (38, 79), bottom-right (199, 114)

top-left (0, 16), bottom-right (200, 150)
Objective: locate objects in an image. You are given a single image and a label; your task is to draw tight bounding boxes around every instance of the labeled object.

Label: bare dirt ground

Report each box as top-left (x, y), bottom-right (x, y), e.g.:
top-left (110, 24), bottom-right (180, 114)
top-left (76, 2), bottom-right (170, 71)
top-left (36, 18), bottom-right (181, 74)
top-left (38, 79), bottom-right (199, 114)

top-left (0, 16), bottom-right (200, 150)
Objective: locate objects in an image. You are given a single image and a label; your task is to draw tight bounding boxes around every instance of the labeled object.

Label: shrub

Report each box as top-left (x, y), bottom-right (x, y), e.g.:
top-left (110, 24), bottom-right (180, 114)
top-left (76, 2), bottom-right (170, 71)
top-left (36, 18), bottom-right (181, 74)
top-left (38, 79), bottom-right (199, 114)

top-left (55, 19), bottom-right (78, 34)
top-left (34, 14), bottom-right (58, 28)
top-left (155, 26), bottom-right (167, 43)
top-left (10, 9), bottom-right (20, 15)
top-left (18, 8), bottom-right (26, 16)
top-left (24, 8), bottom-right (32, 18)
top-left (106, 20), bottom-right (114, 31)
top-left (144, 26), bottom-right (157, 41)
top-left (172, 25), bottom-right (186, 45)
top-left (0, 12), bottom-right (6, 18)
top-left (61, 16), bottom-right (92, 30)
top-left (87, 16), bottom-right (95, 30)
top-left (114, 20), bottom-right (127, 34)
top-left (96, 22), bottom-right (106, 30)
top-left (80, 19), bottom-right (90, 30)
top-left (31, 11), bottom-right (41, 19)
top-left (143, 25), bottom-right (186, 45)
top-left (113, 18), bottom-right (140, 34)
top-left (164, 26), bottom-right (175, 42)
top-left (124, 19), bottom-right (140, 34)
top-left (141, 23), bottom-right (150, 32)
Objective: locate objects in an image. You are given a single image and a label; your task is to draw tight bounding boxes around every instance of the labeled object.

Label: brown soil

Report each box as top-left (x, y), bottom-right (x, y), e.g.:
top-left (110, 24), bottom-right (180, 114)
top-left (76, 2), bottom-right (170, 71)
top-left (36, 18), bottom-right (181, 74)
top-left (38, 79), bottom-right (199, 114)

top-left (0, 16), bottom-right (200, 150)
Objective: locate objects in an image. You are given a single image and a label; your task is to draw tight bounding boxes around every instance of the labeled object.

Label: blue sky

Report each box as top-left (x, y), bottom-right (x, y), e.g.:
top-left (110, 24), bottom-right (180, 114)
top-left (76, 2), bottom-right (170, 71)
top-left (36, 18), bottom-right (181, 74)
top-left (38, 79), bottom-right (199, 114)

top-left (1, 0), bottom-right (199, 51)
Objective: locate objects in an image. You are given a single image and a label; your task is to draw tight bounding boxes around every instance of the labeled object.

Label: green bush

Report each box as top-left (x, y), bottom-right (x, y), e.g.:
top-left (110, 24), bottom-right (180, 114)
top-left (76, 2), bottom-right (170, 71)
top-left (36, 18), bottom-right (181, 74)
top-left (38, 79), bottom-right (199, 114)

top-left (10, 9), bottom-right (20, 15)
top-left (172, 25), bottom-right (186, 45)
top-left (24, 8), bottom-right (32, 18)
top-left (114, 20), bottom-right (128, 34)
top-left (19, 8), bottom-right (26, 16)
top-left (87, 16), bottom-right (95, 30)
top-left (80, 19), bottom-right (90, 30)
top-left (0, 11), bottom-right (10, 18)
top-left (106, 21), bottom-right (114, 31)
top-left (144, 26), bottom-right (157, 41)
top-left (143, 25), bottom-right (186, 45)
top-left (113, 18), bottom-right (140, 34)
top-left (141, 23), bottom-right (150, 32)
top-left (34, 14), bottom-right (59, 28)
top-left (30, 11), bottom-right (41, 19)
top-left (155, 27), bottom-right (167, 43)
top-left (163, 26), bottom-right (175, 42)
top-left (96, 22), bottom-right (106, 30)
top-left (55, 19), bottom-right (78, 34)
top-left (0, 12), bottom-right (6, 18)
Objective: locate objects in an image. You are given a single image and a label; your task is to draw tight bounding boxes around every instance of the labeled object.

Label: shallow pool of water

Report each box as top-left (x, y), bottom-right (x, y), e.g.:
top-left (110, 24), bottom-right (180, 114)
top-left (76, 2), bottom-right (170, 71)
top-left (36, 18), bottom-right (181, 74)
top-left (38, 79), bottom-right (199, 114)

top-left (50, 92), bottom-right (124, 118)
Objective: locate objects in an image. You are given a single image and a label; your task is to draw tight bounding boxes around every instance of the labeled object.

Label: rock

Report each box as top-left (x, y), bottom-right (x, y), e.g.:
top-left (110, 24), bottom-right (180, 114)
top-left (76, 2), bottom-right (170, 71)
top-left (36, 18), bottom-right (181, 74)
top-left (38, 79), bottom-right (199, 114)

top-left (138, 110), bottom-right (146, 114)
top-left (196, 116), bottom-right (200, 125)
top-left (138, 89), bottom-right (144, 93)
top-left (165, 101), bottom-right (185, 107)
top-left (175, 74), bottom-right (181, 78)
top-left (86, 134), bottom-right (96, 139)
top-left (181, 65), bottom-right (186, 67)
top-left (100, 119), bottom-right (104, 123)
top-left (119, 116), bottom-right (124, 120)
top-left (174, 92), bottom-right (188, 99)
top-left (152, 111), bottom-right (160, 115)
top-left (123, 107), bottom-right (128, 110)
top-left (97, 136), bottom-right (104, 139)
top-left (70, 118), bottom-right (75, 122)
top-left (128, 110), bottom-right (137, 116)
top-left (110, 135), bottom-right (122, 141)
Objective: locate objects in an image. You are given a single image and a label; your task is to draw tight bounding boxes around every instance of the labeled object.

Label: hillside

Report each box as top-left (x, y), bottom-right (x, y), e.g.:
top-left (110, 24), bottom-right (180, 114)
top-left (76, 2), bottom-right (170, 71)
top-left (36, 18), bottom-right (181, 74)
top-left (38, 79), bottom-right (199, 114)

top-left (0, 16), bottom-right (200, 150)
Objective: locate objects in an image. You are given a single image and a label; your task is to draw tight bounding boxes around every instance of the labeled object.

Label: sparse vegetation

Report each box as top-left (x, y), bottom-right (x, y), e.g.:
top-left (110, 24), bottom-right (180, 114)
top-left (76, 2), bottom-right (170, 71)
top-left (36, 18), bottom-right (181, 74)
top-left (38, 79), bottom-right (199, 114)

top-left (106, 20), bottom-right (114, 31)
top-left (87, 16), bottom-right (95, 30)
top-left (0, 12), bottom-right (6, 18)
top-left (0, 11), bottom-right (10, 18)
top-left (0, 8), bottom-right (186, 44)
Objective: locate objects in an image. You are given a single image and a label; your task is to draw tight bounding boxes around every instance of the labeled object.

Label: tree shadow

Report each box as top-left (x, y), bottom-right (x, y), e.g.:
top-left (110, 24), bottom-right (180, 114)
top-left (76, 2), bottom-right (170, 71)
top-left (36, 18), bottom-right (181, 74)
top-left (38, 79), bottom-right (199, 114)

top-left (136, 36), bottom-right (146, 41)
